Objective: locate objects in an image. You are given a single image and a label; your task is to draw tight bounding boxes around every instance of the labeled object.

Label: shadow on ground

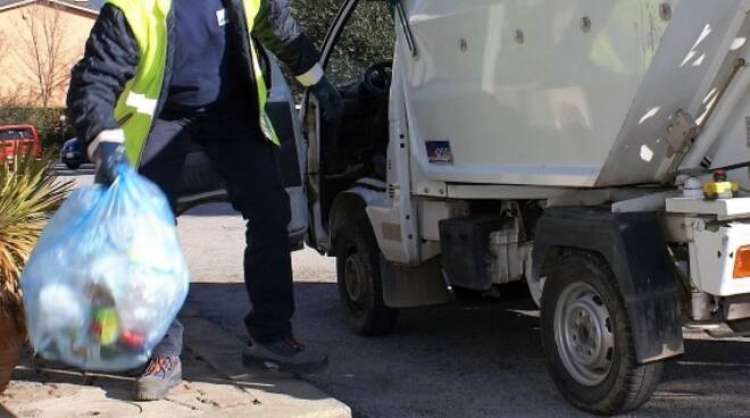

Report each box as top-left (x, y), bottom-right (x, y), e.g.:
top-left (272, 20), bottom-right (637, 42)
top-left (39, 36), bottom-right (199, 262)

top-left (187, 281), bottom-right (750, 418)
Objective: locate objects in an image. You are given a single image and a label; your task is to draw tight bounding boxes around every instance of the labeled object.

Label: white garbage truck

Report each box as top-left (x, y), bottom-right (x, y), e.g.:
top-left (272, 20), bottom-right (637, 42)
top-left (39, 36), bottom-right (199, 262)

top-left (178, 0), bottom-right (750, 414)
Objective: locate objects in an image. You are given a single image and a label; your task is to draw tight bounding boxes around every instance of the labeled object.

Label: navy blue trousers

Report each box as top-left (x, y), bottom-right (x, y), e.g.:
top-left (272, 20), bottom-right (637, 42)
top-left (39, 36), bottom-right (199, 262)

top-left (141, 104), bottom-right (294, 355)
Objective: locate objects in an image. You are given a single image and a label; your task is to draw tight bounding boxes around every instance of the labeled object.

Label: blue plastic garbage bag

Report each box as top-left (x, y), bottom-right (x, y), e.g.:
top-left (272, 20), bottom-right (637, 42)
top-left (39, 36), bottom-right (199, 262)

top-left (21, 165), bottom-right (190, 372)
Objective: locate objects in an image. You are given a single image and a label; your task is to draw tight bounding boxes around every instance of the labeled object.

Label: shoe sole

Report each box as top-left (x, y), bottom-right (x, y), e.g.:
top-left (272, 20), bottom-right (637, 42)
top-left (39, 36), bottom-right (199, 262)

top-left (132, 371), bottom-right (182, 402)
top-left (241, 354), bottom-right (329, 375)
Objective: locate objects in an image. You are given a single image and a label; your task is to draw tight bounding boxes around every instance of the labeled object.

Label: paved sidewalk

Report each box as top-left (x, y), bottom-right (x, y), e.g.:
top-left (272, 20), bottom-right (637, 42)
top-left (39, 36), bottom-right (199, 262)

top-left (0, 309), bottom-right (351, 418)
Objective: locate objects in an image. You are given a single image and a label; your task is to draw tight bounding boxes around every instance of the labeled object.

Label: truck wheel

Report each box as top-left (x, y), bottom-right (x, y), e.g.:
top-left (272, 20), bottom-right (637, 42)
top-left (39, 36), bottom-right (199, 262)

top-left (540, 252), bottom-right (663, 415)
top-left (335, 216), bottom-right (398, 336)
top-left (65, 162), bottom-right (81, 170)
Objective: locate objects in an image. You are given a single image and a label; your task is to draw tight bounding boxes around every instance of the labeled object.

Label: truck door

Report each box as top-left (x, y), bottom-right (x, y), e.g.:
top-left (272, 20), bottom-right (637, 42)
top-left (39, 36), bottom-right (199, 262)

top-left (301, 0), bottom-right (396, 249)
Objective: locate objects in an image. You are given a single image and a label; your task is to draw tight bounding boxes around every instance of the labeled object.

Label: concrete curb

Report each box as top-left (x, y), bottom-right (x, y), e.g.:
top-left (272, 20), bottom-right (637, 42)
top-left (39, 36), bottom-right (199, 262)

top-left (179, 313), bottom-right (352, 418)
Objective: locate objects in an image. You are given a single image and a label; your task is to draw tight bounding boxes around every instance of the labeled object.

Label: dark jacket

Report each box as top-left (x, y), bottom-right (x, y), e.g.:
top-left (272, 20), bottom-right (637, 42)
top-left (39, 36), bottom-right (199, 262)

top-left (66, 0), bottom-right (319, 148)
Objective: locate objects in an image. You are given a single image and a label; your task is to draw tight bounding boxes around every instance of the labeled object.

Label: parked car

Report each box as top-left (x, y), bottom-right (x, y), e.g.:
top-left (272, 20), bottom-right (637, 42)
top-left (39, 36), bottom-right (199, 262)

top-left (60, 137), bottom-right (90, 170)
top-left (0, 125), bottom-right (42, 160)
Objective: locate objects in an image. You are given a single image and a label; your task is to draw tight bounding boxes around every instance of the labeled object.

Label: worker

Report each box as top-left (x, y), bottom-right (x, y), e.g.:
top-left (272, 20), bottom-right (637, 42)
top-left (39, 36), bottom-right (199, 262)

top-left (66, 0), bottom-right (343, 401)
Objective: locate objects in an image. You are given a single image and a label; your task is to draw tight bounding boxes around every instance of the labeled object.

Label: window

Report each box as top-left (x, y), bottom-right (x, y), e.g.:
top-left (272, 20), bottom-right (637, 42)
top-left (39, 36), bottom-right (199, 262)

top-left (0, 128), bottom-right (33, 140)
top-left (326, 2), bottom-right (395, 87)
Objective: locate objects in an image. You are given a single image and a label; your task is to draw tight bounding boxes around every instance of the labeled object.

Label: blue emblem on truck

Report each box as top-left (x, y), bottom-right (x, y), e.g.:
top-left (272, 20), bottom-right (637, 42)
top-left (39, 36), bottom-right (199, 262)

top-left (425, 141), bottom-right (453, 164)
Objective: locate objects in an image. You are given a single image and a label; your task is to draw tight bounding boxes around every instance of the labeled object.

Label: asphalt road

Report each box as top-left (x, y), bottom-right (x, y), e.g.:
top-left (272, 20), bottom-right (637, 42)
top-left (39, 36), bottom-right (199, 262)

top-left (63, 167), bottom-right (750, 418)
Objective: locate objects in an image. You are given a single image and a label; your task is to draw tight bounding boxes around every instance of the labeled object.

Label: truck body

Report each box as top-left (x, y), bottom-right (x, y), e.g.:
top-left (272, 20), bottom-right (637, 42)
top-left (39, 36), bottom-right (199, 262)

top-left (401, 0), bottom-right (749, 188)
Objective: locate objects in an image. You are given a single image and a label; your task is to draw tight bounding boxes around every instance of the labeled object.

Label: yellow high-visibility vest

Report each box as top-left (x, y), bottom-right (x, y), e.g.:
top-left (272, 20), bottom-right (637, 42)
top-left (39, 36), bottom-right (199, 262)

top-left (106, 0), bottom-right (279, 164)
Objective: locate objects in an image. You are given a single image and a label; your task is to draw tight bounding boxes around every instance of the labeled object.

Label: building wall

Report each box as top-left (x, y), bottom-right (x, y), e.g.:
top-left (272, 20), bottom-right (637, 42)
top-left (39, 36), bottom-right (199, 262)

top-left (0, 2), bottom-right (95, 108)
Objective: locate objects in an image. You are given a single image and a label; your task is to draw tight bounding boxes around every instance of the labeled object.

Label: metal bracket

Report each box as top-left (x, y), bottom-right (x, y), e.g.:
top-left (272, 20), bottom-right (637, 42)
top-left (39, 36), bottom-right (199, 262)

top-left (665, 110), bottom-right (700, 158)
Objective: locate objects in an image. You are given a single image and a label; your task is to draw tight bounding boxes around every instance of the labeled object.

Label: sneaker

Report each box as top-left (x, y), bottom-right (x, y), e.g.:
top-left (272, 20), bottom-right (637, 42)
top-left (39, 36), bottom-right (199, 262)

top-left (132, 356), bottom-right (182, 401)
top-left (242, 337), bottom-right (328, 374)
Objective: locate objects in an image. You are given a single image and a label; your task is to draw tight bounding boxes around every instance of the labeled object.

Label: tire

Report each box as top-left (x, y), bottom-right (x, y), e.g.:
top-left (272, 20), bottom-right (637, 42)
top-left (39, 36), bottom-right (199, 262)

top-left (334, 215), bottom-right (398, 336)
top-left (540, 252), bottom-right (663, 415)
top-left (65, 162), bottom-right (81, 170)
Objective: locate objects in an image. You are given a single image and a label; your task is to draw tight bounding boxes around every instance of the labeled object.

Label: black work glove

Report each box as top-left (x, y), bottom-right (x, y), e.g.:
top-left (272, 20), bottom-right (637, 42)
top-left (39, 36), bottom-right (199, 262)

top-left (88, 129), bottom-right (131, 185)
top-left (310, 75), bottom-right (344, 123)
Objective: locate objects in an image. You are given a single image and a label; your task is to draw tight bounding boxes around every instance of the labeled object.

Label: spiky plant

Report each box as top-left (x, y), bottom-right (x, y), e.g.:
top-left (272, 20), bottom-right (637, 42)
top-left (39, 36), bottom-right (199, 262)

top-left (0, 151), bottom-right (71, 331)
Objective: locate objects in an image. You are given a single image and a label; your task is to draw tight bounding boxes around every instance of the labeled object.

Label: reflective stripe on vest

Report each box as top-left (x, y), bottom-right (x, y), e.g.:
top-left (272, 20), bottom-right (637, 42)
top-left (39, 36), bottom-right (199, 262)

top-left (105, 0), bottom-right (279, 165)
top-left (242, 0), bottom-right (279, 146)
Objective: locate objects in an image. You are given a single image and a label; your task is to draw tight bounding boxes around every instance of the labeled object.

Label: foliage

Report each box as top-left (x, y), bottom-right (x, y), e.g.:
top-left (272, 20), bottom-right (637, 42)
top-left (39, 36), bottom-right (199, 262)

top-left (290, 0), bottom-right (344, 48)
top-left (324, 1), bottom-right (395, 86)
top-left (0, 152), bottom-right (72, 330)
top-left (287, 0), bottom-right (395, 96)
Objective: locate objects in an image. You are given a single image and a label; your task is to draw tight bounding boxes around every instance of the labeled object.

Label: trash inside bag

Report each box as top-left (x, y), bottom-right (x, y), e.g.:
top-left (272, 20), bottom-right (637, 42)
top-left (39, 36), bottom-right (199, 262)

top-left (21, 165), bottom-right (190, 372)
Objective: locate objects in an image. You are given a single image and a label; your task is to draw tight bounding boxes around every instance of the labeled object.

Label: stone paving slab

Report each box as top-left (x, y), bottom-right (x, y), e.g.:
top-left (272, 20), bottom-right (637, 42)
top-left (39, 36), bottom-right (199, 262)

top-left (1, 348), bottom-right (255, 418)
top-left (0, 311), bottom-right (351, 418)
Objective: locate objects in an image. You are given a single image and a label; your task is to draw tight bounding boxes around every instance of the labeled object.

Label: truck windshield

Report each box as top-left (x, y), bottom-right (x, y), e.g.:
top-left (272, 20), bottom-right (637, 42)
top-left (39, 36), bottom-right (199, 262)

top-left (0, 128), bottom-right (33, 140)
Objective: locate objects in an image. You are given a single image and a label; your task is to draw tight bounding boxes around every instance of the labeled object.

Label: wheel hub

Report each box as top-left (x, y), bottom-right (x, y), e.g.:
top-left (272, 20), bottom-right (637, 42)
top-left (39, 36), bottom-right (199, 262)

top-left (555, 282), bottom-right (615, 386)
top-left (344, 255), bottom-right (366, 303)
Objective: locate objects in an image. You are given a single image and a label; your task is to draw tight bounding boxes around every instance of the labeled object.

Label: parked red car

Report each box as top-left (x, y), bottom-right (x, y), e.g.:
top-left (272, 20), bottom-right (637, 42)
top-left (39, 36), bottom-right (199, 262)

top-left (0, 125), bottom-right (43, 160)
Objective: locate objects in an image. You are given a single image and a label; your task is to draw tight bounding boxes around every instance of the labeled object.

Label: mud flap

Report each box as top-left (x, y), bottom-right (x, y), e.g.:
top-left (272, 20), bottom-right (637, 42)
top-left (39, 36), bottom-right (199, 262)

top-left (381, 256), bottom-right (452, 309)
top-left (533, 209), bottom-right (684, 364)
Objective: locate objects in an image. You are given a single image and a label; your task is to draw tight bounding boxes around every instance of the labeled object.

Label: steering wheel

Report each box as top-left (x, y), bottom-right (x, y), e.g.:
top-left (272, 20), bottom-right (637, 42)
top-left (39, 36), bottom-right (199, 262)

top-left (363, 61), bottom-right (393, 97)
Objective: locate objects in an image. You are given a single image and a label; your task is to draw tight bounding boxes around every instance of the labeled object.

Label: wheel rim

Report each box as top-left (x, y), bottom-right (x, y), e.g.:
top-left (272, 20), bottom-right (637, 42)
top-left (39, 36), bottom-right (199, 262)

top-left (554, 282), bottom-right (615, 386)
top-left (343, 249), bottom-right (367, 316)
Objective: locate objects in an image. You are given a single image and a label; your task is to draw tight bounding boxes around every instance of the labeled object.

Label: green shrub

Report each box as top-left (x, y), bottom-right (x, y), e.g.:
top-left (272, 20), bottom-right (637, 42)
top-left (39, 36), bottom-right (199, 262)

top-left (288, 0), bottom-right (395, 98)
